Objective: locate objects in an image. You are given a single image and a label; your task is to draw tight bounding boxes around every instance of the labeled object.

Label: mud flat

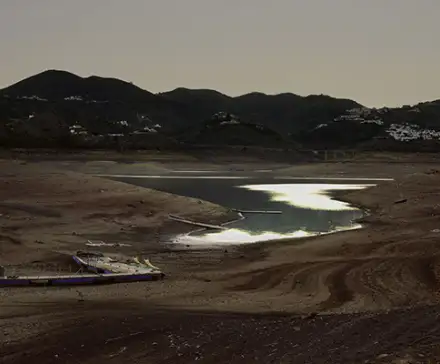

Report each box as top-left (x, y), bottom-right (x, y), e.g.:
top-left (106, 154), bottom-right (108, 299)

top-left (0, 160), bottom-right (233, 270)
top-left (3, 156), bottom-right (440, 363)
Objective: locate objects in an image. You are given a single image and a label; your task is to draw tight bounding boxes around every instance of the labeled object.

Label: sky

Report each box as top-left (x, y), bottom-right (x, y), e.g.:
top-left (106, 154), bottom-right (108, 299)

top-left (1, 0), bottom-right (439, 107)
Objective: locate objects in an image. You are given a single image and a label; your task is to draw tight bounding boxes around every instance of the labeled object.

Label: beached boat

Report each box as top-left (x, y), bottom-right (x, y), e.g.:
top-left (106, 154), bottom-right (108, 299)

top-left (0, 254), bottom-right (164, 287)
top-left (72, 254), bottom-right (161, 275)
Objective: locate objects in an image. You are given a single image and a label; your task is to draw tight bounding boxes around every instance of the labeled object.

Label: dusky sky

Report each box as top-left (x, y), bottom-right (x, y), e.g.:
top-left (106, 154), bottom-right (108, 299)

top-left (1, 0), bottom-right (438, 107)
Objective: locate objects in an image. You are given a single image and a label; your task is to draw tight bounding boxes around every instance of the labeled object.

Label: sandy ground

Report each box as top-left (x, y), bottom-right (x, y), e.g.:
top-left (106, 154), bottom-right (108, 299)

top-left (3, 153), bottom-right (440, 363)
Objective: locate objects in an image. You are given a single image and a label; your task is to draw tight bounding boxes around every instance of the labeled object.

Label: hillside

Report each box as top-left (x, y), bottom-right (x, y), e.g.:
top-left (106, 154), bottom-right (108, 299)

top-left (175, 112), bottom-right (294, 148)
top-left (2, 69), bottom-right (440, 150)
top-left (160, 88), bottom-right (360, 134)
top-left (297, 104), bottom-right (440, 151)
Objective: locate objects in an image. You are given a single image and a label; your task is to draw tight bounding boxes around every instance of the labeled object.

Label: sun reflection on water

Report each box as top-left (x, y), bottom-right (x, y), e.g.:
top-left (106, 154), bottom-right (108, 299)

top-left (174, 228), bottom-right (313, 246)
top-left (172, 183), bottom-right (372, 246)
top-left (240, 183), bottom-right (374, 211)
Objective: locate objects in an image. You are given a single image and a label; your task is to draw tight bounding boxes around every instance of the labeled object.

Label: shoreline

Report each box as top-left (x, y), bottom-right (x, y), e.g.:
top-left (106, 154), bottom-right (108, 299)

top-left (0, 161), bottom-right (388, 275)
top-left (0, 164), bottom-right (232, 270)
top-left (172, 184), bottom-right (370, 250)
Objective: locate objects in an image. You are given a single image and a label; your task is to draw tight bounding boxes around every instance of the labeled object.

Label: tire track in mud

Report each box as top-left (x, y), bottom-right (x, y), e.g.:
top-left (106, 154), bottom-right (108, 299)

top-left (414, 256), bottom-right (439, 291)
top-left (221, 252), bottom-right (440, 312)
top-left (363, 256), bottom-right (440, 307)
top-left (225, 259), bottom-right (394, 311)
top-left (227, 263), bottom-right (297, 292)
top-left (318, 261), bottom-right (358, 310)
top-left (227, 262), bottom-right (335, 295)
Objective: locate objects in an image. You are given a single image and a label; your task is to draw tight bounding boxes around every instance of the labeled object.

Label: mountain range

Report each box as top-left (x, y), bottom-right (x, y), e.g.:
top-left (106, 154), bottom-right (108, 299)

top-left (2, 69), bottom-right (440, 151)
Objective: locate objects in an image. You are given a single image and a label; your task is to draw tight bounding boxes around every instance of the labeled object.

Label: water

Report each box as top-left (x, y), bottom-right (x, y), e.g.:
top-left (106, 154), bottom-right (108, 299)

top-left (112, 176), bottom-right (375, 246)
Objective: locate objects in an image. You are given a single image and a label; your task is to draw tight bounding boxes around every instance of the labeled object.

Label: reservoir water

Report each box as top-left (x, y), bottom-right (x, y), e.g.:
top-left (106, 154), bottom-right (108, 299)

top-left (111, 175), bottom-right (377, 246)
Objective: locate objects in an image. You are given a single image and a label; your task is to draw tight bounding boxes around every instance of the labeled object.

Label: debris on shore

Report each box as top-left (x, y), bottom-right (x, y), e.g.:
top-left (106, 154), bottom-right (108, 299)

top-left (0, 253), bottom-right (164, 287)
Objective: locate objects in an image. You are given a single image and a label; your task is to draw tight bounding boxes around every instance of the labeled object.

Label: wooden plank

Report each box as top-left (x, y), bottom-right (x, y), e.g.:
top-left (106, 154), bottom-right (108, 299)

top-left (231, 209), bottom-right (282, 214)
top-left (168, 214), bottom-right (227, 230)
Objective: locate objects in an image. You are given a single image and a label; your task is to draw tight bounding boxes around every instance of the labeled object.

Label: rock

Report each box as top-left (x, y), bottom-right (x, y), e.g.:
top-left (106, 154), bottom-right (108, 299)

top-left (394, 199), bottom-right (407, 204)
top-left (377, 353), bottom-right (389, 359)
top-left (302, 312), bottom-right (318, 320)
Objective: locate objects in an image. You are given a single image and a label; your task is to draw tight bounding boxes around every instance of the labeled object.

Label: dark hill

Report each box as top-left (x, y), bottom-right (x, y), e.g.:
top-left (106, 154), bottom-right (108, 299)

top-left (0, 70), bottom-right (362, 133)
top-left (161, 88), bottom-right (231, 104)
top-left (160, 88), bottom-right (233, 129)
top-left (5, 69), bottom-right (440, 151)
top-left (175, 112), bottom-right (293, 148)
top-left (3, 69), bottom-right (159, 104)
top-left (0, 69), bottom-right (188, 133)
top-left (230, 92), bottom-right (360, 133)
top-left (160, 88), bottom-right (361, 133)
